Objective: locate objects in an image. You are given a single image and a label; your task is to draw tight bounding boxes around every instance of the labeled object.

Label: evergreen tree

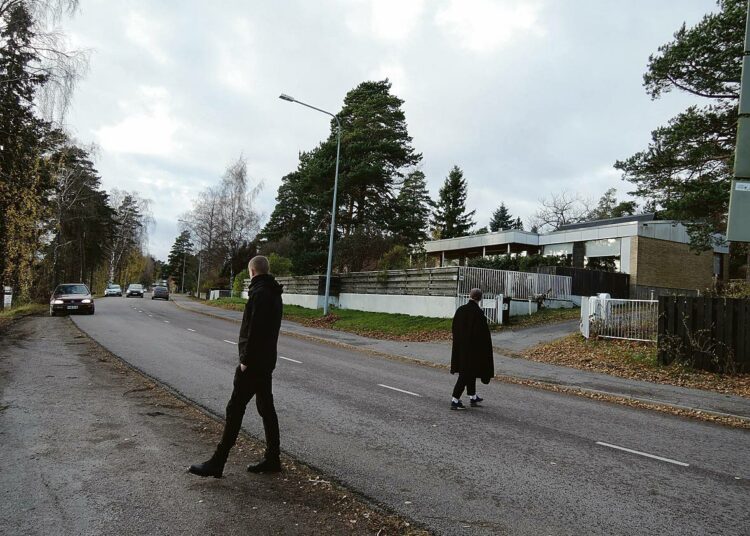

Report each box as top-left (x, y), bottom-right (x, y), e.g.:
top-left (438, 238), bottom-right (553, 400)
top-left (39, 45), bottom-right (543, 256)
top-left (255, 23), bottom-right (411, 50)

top-left (164, 230), bottom-right (194, 290)
top-left (262, 79), bottom-right (421, 273)
top-left (392, 170), bottom-right (434, 247)
top-left (512, 217), bottom-right (524, 230)
top-left (615, 0), bottom-right (744, 250)
top-left (489, 202), bottom-right (514, 232)
top-left (430, 165), bottom-right (476, 239)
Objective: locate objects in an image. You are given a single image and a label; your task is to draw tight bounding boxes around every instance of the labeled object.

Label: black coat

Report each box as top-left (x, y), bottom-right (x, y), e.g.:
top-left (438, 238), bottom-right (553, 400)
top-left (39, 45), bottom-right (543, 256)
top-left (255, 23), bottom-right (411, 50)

top-left (450, 300), bottom-right (494, 382)
top-left (238, 274), bottom-right (283, 373)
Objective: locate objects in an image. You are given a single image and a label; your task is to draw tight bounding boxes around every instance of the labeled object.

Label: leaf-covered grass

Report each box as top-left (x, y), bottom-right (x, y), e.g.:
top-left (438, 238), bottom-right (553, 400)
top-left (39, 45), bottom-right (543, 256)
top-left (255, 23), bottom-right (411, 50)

top-left (523, 334), bottom-right (750, 397)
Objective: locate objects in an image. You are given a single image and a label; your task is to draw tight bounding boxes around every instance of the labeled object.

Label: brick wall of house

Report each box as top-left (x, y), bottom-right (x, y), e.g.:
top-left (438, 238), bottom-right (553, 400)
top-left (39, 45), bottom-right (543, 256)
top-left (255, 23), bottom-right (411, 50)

top-left (629, 236), bottom-right (715, 292)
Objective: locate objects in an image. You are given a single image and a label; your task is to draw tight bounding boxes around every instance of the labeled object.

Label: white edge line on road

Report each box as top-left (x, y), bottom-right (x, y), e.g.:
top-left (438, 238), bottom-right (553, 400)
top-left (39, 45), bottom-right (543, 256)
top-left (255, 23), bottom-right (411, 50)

top-left (595, 441), bottom-right (689, 467)
top-left (378, 384), bottom-right (422, 397)
top-left (187, 328), bottom-right (196, 332)
top-left (279, 355), bottom-right (302, 364)
top-left (223, 339), bottom-right (237, 345)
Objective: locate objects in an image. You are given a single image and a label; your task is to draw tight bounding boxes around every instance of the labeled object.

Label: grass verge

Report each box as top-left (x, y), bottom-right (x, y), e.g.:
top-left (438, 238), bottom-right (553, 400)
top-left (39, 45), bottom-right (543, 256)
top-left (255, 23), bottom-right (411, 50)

top-left (0, 303), bottom-right (47, 332)
top-left (209, 297), bottom-right (453, 341)
top-left (523, 334), bottom-right (750, 398)
top-left (205, 298), bottom-right (580, 341)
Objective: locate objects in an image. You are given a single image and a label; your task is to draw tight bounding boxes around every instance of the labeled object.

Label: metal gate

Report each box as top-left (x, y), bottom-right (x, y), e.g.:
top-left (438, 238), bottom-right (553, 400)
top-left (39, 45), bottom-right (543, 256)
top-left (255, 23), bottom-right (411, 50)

top-left (582, 297), bottom-right (658, 342)
top-left (457, 266), bottom-right (571, 300)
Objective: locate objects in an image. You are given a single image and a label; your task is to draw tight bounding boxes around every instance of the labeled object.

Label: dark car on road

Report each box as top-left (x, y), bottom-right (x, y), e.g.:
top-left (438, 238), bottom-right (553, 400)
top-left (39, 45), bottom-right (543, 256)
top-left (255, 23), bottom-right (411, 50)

top-left (50, 283), bottom-right (95, 316)
top-left (126, 284), bottom-right (144, 298)
top-left (152, 285), bottom-right (169, 300)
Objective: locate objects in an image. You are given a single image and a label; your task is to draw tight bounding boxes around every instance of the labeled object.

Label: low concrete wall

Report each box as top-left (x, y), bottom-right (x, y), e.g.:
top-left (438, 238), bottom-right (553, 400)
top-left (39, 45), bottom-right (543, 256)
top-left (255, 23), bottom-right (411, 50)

top-left (338, 293), bottom-right (458, 319)
top-left (510, 299), bottom-right (538, 316)
top-left (283, 293), bottom-right (337, 310)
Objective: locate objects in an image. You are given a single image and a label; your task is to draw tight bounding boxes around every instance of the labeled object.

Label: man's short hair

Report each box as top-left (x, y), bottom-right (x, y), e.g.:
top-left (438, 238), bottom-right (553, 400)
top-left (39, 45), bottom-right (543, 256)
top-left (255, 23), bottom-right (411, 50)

top-left (469, 288), bottom-right (482, 301)
top-left (249, 255), bottom-right (270, 275)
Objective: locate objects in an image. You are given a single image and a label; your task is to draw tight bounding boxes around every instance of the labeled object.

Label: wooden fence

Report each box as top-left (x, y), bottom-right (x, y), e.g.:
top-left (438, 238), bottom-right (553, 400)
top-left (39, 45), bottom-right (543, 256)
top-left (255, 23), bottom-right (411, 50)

top-left (657, 296), bottom-right (750, 373)
top-left (537, 266), bottom-right (630, 298)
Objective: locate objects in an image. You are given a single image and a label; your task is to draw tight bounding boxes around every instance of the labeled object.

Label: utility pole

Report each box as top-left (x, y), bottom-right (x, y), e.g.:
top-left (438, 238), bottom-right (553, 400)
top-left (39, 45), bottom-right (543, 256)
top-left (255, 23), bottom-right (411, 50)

top-left (727, 0), bottom-right (750, 280)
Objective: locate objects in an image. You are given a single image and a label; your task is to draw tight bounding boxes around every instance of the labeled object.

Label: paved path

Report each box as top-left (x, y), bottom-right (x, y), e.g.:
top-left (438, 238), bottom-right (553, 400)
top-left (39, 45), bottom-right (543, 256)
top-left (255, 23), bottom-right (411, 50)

top-left (72, 296), bottom-right (750, 536)
top-left (171, 295), bottom-right (750, 420)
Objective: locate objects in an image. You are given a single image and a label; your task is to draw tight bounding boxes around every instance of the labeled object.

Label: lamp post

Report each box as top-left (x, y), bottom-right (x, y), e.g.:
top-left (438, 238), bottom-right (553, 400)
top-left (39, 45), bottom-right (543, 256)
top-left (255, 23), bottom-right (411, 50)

top-left (181, 248), bottom-right (186, 294)
top-left (279, 93), bottom-right (341, 315)
top-left (178, 219), bottom-right (202, 298)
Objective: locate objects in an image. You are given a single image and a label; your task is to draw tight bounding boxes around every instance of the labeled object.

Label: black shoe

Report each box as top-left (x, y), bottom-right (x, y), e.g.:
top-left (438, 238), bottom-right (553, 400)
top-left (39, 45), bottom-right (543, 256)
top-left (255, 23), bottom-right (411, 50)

top-left (247, 458), bottom-right (281, 474)
top-left (470, 397), bottom-right (483, 407)
top-left (450, 400), bottom-right (467, 411)
top-left (188, 457), bottom-right (225, 478)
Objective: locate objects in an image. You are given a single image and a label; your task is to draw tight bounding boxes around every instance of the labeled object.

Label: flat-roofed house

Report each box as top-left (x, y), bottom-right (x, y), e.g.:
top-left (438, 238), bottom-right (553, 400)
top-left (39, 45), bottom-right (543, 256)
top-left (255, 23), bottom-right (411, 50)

top-left (424, 214), bottom-right (729, 298)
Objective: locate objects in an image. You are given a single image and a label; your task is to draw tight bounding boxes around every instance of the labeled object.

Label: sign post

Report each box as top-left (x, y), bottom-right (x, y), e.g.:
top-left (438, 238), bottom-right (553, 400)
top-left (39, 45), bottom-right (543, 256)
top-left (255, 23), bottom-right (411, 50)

top-left (3, 286), bottom-right (12, 309)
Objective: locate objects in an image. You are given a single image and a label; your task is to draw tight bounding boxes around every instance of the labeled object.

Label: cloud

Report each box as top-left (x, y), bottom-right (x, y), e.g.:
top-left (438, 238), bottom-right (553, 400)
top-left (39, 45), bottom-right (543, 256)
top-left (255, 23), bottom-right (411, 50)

top-left (345, 0), bottom-right (425, 43)
top-left (95, 86), bottom-right (183, 156)
top-left (435, 0), bottom-right (545, 52)
top-left (124, 10), bottom-right (170, 64)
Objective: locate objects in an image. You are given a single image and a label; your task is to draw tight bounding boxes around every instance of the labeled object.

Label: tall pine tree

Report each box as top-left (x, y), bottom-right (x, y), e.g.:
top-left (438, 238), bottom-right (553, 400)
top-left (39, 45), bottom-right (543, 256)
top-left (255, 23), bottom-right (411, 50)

top-left (430, 165), bottom-right (476, 239)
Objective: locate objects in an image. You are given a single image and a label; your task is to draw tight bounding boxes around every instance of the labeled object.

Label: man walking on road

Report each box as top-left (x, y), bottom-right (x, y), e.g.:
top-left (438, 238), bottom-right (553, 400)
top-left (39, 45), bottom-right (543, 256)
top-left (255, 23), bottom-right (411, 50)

top-left (189, 255), bottom-right (284, 477)
top-left (450, 288), bottom-right (494, 410)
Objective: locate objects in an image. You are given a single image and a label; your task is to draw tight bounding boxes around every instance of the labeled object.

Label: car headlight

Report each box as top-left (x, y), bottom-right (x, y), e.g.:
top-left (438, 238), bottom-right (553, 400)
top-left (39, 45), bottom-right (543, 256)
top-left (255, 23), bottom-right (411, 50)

top-left (52, 299), bottom-right (64, 304)
top-left (81, 299), bottom-right (91, 304)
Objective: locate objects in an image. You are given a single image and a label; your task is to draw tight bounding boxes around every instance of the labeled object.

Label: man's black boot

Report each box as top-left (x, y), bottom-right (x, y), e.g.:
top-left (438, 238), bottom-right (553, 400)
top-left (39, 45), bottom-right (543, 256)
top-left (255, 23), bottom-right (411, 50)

top-left (188, 455), bottom-right (225, 478)
top-left (247, 457), bottom-right (281, 474)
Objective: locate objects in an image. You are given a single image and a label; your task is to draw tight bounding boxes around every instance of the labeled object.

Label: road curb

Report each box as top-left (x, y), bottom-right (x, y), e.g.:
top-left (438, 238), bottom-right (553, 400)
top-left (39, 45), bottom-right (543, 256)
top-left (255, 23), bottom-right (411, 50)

top-left (170, 298), bottom-right (750, 429)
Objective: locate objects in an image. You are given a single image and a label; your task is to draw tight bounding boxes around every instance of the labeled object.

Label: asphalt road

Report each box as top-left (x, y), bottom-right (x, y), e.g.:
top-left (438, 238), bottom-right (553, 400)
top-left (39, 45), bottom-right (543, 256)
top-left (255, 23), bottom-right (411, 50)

top-left (71, 296), bottom-right (750, 536)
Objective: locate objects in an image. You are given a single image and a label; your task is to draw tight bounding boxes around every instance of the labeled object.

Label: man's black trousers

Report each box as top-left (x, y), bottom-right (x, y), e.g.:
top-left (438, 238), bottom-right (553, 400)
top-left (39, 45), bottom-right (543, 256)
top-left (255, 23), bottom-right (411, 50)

top-left (452, 373), bottom-right (476, 399)
top-left (216, 365), bottom-right (280, 461)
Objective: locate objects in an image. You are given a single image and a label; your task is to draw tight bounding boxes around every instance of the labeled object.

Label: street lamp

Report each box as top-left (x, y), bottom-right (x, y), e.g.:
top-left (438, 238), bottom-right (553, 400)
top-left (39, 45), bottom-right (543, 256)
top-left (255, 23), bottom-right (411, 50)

top-left (178, 219), bottom-right (202, 299)
top-left (279, 93), bottom-right (342, 315)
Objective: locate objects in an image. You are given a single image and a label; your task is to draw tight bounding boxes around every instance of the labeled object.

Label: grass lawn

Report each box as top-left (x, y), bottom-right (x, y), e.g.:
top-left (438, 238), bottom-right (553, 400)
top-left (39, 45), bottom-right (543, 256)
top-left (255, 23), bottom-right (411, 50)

top-left (523, 334), bottom-right (750, 397)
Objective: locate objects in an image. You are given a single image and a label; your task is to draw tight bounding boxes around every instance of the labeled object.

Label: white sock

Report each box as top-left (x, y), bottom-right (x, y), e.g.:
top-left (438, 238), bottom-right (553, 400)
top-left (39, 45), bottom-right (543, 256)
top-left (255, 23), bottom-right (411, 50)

top-left (470, 394), bottom-right (478, 400)
top-left (452, 397), bottom-right (460, 403)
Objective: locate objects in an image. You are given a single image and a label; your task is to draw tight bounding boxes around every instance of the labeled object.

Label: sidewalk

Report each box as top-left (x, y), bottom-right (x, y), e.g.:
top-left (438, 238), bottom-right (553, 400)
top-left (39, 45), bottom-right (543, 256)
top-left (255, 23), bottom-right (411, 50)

top-left (0, 316), bottom-right (421, 536)
top-left (172, 295), bottom-right (750, 421)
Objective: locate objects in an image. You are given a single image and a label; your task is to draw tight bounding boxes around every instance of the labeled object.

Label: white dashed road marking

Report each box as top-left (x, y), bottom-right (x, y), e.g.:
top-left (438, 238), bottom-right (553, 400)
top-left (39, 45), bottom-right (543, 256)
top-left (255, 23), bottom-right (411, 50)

top-left (187, 328), bottom-right (196, 332)
top-left (279, 356), bottom-right (302, 364)
top-left (163, 320), bottom-right (170, 323)
top-left (595, 441), bottom-right (689, 467)
top-left (378, 384), bottom-right (421, 397)
top-left (223, 340), bottom-right (237, 345)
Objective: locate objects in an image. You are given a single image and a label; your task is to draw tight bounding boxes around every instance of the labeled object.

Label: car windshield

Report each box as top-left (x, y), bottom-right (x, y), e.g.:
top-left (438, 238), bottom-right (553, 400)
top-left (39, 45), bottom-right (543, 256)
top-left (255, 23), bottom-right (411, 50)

top-left (108, 285), bottom-right (120, 290)
top-left (155, 286), bottom-right (167, 291)
top-left (128, 284), bottom-right (143, 289)
top-left (56, 284), bottom-right (89, 295)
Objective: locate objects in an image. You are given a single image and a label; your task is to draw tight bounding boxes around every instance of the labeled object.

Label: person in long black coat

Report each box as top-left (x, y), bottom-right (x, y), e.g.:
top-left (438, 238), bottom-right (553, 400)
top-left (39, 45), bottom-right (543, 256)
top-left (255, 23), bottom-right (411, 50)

top-left (450, 288), bottom-right (494, 410)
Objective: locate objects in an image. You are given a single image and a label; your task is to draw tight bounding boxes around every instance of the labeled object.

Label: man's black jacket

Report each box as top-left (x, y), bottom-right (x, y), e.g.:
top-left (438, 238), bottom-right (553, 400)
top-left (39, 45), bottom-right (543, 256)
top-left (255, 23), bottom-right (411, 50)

top-left (450, 300), bottom-right (494, 382)
top-left (238, 274), bottom-right (283, 373)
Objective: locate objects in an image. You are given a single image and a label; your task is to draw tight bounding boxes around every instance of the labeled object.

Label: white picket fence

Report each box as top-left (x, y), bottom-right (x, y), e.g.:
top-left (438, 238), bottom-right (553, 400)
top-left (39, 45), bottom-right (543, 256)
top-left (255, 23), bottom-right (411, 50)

top-left (581, 295), bottom-right (658, 342)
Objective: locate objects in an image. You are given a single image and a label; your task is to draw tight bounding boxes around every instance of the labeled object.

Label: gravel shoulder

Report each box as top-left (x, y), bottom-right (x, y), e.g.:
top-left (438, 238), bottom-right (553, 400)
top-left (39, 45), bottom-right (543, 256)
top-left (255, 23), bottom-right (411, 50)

top-left (0, 316), bottom-right (426, 536)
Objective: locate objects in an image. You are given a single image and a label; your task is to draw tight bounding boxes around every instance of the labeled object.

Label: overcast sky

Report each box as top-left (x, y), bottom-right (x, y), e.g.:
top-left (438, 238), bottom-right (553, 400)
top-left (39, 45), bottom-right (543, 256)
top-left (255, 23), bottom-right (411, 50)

top-left (61, 0), bottom-right (717, 260)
